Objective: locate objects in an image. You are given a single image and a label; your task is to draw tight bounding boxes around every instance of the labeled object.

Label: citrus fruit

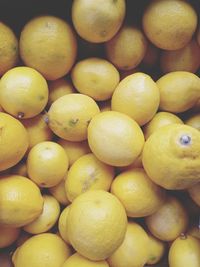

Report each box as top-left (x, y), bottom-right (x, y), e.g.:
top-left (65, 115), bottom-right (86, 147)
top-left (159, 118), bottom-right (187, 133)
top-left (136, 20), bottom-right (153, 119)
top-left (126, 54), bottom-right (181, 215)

top-left (147, 233), bottom-right (166, 265)
top-left (88, 111), bottom-right (144, 166)
top-left (58, 205), bottom-right (71, 244)
top-left (142, 124), bottom-right (200, 190)
top-left (105, 25), bottom-right (147, 70)
top-left (27, 141), bottom-right (69, 188)
top-left (72, 0), bottom-right (126, 43)
top-left (11, 161), bottom-right (27, 177)
top-left (20, 15), bottom-right (77, 80)
top-left (48, 93), bottom-right (100, 141)
top-left (188, 182), bottom-right (200, 206)
top-left (108, 222), bottom-right (149, 267)
top-left (145, 196), bottom-right (188, 241)
top-left (0, 22), bottom-right (18, 75)
top-left (49, 175), bottom-right (70, 205)
top-left (0, 175), bottom-right (43, 227)
top-left (111, 168), bottom-right (166, 217)
top-left (185, 113), bottom-right (200, 131)
top-left (0, 66), bottom-right (48, 119)
top-left (71, 57), bottom-right (120, 101)
top-left (67, 190), bottom-right (127, 260)
top-left (111, 72), bottom-right (160, 126)
top-left (65, 153), bottom-right (115, 202)
top-left (0, 225), bottom-right (20, 248)
top-left (12, 233), bottom-right (72, 267)
top-left (142, 0), bottom-right (198, 50)
top-left (0, 112), bottom-right (28, 171)
top-left (157, 71), bottom-right (200, 113)
top-left (169, 234), bottom-right (200, 267)
top-left (23, 194), bottom-right (60, 234)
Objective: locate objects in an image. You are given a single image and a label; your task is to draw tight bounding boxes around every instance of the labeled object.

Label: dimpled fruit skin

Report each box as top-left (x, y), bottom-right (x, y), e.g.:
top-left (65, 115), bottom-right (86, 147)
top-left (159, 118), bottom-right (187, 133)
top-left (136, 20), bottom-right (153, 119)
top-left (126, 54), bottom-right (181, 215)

top-left (67, 190), bottom-right (127, 261)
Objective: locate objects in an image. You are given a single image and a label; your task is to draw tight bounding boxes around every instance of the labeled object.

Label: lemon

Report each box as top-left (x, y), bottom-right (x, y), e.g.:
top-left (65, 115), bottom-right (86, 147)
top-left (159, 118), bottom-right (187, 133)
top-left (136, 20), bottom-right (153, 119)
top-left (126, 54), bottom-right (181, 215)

top-left (142, 0), bottom-right (197, 50)
top-left (142, 124), bottom-right (200, 190)
top-left (27, 141), bottom-right (69, 188)
top-left (0, 175), bottom-right (43, 227)
top-left (0, 112), bottom-right (28, 171)
top-left (67, 190), bottom-right (127, 260)
top-left (20, 15), bottom-right (77, 80)
top-left (72, 0), bottom-right (126, 43)
top-left (188, 182), bottom-right (200, 206)
top-left (143, 111), bottom-right (183, 139)
top-left (62, 253), bottom-right (109, 267)
top-left (49, 175), bottom-right (70, 205)
top-left (111, 73), bottom-right (160, 126)
top-left (111, 168), bottom-right (166, 217)
top-left (58, 205), bottom-right (71, 244)
top-left (11, 161), bottom-right (27, 177)
top-left (65, 153), bottom-right (115, 202)
top-left (12, 233), bottom-right (72, 267)
top-left (0, 66), bottom-right (48, 119)
top-left (105, 25), bottom-right (147, 70)
top-left (169, 234), bottom-right (200, 267)
top-left (108, 222), bottom-right (149, 267)
top-left (48, 93), bottom-right (100, 141)
top-left (71, 57), bottom-right (120, 101)
top-left (147, 234), bottom-right (166, 265)
top-left (23, 194), bottom-right (60, 234)
top-left (145, 196), bottom-right (188, 241)
top-left (157, 71), bottom-right (200, 113)
top-left (88, 111), bottom-right (144, 166)
top-left (0, 225), bottom-right (20, 248)
top-left (185, 113), bottom-right (200, 131)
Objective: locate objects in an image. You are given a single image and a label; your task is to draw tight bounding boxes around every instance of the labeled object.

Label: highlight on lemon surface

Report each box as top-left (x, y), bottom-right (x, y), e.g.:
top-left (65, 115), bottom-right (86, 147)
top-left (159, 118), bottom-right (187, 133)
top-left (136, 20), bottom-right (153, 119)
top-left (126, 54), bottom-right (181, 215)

top-left (0, 225), bottom-right (21, 248)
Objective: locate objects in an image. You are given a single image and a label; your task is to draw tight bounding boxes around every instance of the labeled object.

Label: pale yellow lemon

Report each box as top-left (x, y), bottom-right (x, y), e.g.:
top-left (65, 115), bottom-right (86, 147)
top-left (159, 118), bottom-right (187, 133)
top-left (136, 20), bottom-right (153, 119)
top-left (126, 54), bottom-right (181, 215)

top-left (142, 124), bottom-right (200, 190)
top-left (49, 175), bottom-right (70, 205)
top-left (48, 93), bottom-right (100, 141)
top-left (0, 175), bottom-right (43, 227)
top-left (71, 57), bottom-right (120, 101)
top-left (0, 112), bottom-right (28, 171)
top-left (65, 153), bottom-right (115, 202)
top-left (72, 0), bottom-right (126, 43)
top-left (58, 205), bottom-right (71, 244)
top-left (188, 182), bottom-right (200, 206)
top-left (147, 234), bottom-right (166, 265)
top-left (0, 66), bottom-right (48, 119)
top-left (185, 113), bottom-right (200, 131)
top-left (105, 25), bottom-right (147, 70)
top-left (20, 16), bottom-right (77, 80)
top-left (0, 225), bottom-right (20, 248)
top-left (88, 111), bottom-right (144, 167)
top-left (111, 73), bottom-right (160, 126)
top-left (67, 190), bottom-right (127, 260)
top-left (12, 233), bottom-right (72, 267)
top-left (27, 141), bottom-right (69, 188)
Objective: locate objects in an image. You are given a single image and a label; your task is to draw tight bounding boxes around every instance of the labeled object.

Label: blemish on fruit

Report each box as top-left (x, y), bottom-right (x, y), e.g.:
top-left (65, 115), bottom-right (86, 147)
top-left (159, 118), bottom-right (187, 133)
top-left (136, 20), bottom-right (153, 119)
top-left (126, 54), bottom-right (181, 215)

top-left (68, 118), bottom-right (79, 127)
top-left (18, 112), bottom-right (25, 119)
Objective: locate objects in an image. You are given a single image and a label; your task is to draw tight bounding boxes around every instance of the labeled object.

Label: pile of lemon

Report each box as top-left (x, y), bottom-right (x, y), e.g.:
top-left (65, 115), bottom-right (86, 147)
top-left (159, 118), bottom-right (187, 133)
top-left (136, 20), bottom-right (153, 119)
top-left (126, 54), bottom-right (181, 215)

top-left (0, 1), bottom-right (200, 267)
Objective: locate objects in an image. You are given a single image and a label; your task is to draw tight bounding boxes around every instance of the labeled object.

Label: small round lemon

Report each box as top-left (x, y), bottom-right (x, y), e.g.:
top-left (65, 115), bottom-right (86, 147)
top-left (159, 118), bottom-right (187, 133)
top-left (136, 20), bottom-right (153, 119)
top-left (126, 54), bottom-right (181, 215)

top-left (0, 225), bottom-right (21, 248)
top-left (58, 205), bottom-right (71, 244)
top-left (147, 234), bottom-right (166, 265)
top-left (49, 175), bottom-right (70, 205)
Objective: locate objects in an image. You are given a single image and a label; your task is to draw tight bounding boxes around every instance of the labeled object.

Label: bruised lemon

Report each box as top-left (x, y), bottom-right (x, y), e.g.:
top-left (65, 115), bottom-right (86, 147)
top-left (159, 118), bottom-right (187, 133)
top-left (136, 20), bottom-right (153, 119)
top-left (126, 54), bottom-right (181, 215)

top-left (49, 175), bottom-right (70, 205)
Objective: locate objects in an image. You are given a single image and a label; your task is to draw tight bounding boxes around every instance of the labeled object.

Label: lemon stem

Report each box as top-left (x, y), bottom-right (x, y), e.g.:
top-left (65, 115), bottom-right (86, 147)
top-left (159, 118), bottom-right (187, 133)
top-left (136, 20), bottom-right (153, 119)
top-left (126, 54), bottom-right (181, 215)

top-left (180, 233), bottom-right (187, 240)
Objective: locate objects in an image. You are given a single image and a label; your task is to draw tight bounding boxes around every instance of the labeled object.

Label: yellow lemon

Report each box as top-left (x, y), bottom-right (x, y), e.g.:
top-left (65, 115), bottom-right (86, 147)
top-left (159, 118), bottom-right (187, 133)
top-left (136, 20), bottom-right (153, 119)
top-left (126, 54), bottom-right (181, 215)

top-left (0, 175), bottom-right (43, 227)
top-left (12, 233), bottom-right (72, 267)
top-left (49, 175), bottom-right (70, 205)
top-left (185, 113), bottom-right (200, 131)
top-left (21, 114), bottom-right (53, 150)
top-left (105, 25), bottom-right (147, 70)
top-left (142, 124), bottom-right (200, 190)
top-left (0, 112), bottom-right (28, 171)
top-left (169, 234), bottom-right (200, 267)
top-left (58, 139), bottom-right (90, 167)
top-left (23, 194), bottom-right (60, 234)
top-left (142, 0), bottom-right (197, 50)
top-left (147, 234), bottom-right (166, 265)
top-left (58, 205), bottom-right (71, 244)
top-left (108, 222), bottom-right (149, 267)
top-left (157, 71), bottom-right (200, 113)
top-left (111, 168), bottom-right (166, 217)
top-left (65, 153), bottom-right (115, 202)
top-left (67, 190), bottom-right (127, 260)
top-left (0, 225), bottom-right (20, 248)
top-left (188, 182), bottom-right (200, 206)
top-left (48, 78), bottom-right (75, 107)
top-left (160, 39), bottom-right (200, 73)
top-left (27, 141), bottom-right (69, 188)
top-left (62, 253), bottom-right (109, 267)
top-left (48, 93), bottom-right (100, 141)
top-left (20, 15), bottom-right (77, 80)
top-left (111, 73), bottom-right (160, 126)
top-left (0, 22), bottom-right (18, 75)
top-left (72, 0), bottom-right (126, 43)
top-left (145, 196), bottom-right (188, 241)
top-left (0, 66), bottom-right (48, 119)
top-left (71, 57), bottom-right (120, 101)
top-left (88, 111), bottom-right (144, 166)
top-left (143, 111), bottom-right (184, 139)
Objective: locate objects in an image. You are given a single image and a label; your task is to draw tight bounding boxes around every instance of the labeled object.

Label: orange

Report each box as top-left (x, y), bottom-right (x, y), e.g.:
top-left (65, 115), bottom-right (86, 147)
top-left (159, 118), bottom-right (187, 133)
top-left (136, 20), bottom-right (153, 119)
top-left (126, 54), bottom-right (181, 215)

top-left (20, 15), bottom-right (77, 80)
